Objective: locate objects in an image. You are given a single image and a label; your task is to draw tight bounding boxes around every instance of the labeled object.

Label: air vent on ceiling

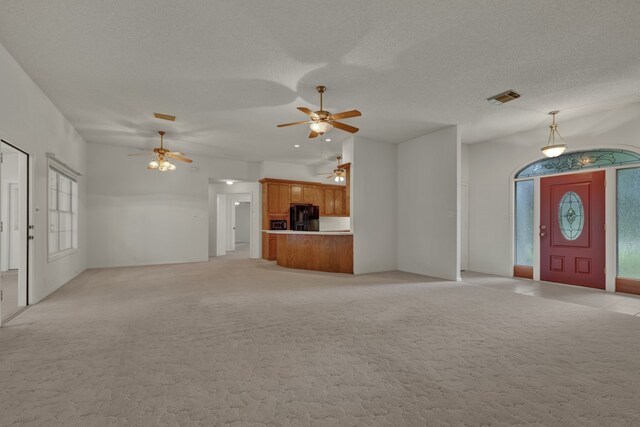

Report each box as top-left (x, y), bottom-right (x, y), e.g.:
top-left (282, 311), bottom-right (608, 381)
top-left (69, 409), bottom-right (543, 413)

top-left (153, 112), bottom-right (176, 121)
top-left (487, 90), bottom-right (521, 105)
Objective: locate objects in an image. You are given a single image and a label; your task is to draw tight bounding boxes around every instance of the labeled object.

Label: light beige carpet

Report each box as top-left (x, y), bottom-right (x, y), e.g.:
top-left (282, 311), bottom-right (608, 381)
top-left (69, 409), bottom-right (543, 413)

top-left (1, 271), bottom-right (20, 322)
top-left (1, 257), bottom-right (640, 426)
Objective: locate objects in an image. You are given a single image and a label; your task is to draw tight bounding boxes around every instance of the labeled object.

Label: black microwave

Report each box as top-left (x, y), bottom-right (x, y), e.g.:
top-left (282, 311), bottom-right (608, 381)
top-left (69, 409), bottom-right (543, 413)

top-left (270, 220), bottom-right (288, 230)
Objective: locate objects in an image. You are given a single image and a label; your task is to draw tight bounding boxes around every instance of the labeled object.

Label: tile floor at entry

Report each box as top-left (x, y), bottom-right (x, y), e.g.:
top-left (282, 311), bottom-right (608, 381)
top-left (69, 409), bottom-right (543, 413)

top-left (462, 271), bottom-right (640, 316)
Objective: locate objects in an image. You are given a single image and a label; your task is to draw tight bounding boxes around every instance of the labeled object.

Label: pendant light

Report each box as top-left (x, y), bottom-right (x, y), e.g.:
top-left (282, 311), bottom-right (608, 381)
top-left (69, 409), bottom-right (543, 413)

top-left (541, 110), bottom-right (567, 158)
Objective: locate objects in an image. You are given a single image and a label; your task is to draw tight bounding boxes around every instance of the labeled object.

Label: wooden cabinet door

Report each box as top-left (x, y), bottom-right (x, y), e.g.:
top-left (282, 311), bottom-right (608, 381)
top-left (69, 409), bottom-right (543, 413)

top-left (303, 186), bottom-right (315, 204)
top-left (314, 187), bottom-right (324, 214)
top-left (324, 188), bottom-right (335, 215)
top-left (334, 189), bottom-right (344, 215)
top-left (267, 183), bottom-right (280, 214)
top-left (290, 185), bottom-right (303, 203)
top-left (278, 184), bottom-right (290, 214)
top-left (268, 235), bottom-right (277, 260)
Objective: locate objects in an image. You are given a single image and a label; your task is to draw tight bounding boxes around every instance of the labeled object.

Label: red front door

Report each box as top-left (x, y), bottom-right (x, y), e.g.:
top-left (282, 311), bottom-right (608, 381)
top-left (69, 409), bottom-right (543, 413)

top-left (540, 171), bottom-right (605, 289)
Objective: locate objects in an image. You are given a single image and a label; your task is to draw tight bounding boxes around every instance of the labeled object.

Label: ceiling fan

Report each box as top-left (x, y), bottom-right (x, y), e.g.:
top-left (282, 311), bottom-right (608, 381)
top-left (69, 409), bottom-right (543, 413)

top-left (128, 131), bottom-right (192, 171)
top-left (317, 156), bottom-right (347, 182)
top-left (277, 86), bottom-right (362, 138)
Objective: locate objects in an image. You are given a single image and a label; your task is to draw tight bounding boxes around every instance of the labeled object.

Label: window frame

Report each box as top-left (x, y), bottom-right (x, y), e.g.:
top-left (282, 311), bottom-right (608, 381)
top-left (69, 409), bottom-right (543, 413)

top-left (47, 161), bottom-right (78, 262)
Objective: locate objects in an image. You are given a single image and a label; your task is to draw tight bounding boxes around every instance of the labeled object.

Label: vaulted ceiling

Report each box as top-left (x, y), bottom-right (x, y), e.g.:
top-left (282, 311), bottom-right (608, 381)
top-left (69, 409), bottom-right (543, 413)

top-left (1, 1), bottom-right (639, 165)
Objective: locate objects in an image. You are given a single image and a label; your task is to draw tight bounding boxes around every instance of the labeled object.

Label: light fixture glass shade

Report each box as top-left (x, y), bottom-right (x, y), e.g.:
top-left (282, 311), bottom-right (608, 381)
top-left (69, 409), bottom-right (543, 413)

top-left (147, 159), bottom-right (159, 170)
top-left (158, 158), bottom-right (174, 172)
top-left (310, 121), bottom-right (333, 134)
top-left (541, 144), bottom-right (567, 158)
top-left (334, 175), bottom-right (345, 182)
top-left (541, 111), bottom-right (568, 158)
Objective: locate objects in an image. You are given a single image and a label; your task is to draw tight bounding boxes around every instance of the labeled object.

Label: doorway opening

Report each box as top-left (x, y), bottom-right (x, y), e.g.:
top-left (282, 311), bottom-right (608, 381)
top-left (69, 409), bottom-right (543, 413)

top-left (213, 189), bottom-right (258, 259)
top-left (233, 201), bottom-right (251, 259)
top-left (1, 140), bottom-right (30, 324)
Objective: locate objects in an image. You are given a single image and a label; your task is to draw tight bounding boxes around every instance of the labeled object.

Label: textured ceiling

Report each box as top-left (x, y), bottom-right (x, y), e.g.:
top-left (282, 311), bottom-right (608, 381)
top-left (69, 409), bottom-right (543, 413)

top-left (1, 1), bottom-right (639, 165)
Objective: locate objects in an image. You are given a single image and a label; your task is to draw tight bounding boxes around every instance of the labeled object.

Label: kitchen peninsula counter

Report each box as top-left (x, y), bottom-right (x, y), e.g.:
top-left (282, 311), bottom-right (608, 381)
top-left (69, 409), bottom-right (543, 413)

top-left (262, 230), bottom-right (353, 274)
top-left (263, 230), bottom-right (353, 236)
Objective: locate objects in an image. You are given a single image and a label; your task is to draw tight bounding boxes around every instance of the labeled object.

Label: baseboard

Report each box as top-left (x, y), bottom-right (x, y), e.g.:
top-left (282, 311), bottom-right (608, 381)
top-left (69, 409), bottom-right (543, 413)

top-left (616, 277), bottom-right (640, 296)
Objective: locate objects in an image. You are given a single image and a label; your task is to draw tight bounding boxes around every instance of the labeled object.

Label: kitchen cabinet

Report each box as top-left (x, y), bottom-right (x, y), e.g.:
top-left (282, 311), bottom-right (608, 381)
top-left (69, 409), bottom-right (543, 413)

top-left (303, 186), bottom-right (315, 204)
top-left (314, 187), bottom-right (324, 214)
top-left (268, 234), bottom-right (278, 260)
top-left (290, 185), bottom-right (303, 203)
top-left (278, 185), bottom-right (290, 214)
top-left (334, 188), bottom-right (344, 216)
top-left (267, 183), bottom-right (290, 215)
top-left (324, 188), bottom-right (335, 215)
top-left (261, 176), bottom-right (351, 261)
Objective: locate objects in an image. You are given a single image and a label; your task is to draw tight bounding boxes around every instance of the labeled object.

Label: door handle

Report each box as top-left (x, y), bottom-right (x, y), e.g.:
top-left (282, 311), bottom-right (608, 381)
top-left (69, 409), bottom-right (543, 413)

top-left (539, 225), bottom-right (547, 237)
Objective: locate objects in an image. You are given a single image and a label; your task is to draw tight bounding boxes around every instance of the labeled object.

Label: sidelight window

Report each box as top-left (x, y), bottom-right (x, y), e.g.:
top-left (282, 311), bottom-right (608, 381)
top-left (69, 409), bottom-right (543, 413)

top-left (515, 180), bottom-right (534, 267)
top-left (617, 167), bottom-right (640, 279)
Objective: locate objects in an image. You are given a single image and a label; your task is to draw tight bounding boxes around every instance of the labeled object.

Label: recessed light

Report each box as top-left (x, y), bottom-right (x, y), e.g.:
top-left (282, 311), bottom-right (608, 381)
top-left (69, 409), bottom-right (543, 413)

top-left (234, 202), bottom-right (240, 206)
top-left (294, 144), bottom-right (301, 148)
top-left (225, 180), bottom-right (234, 185)
top-left (325, 138), bottom-right (331, 142)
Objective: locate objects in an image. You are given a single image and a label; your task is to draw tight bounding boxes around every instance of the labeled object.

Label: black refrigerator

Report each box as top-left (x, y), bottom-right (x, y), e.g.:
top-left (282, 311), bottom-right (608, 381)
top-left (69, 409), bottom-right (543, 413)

top-left (290, 204), bottom-right (320, 231)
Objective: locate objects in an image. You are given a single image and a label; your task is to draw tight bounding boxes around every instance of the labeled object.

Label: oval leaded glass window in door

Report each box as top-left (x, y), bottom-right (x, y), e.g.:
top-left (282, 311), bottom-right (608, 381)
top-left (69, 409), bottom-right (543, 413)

top-left (558, 191), bottom-right (584, 240)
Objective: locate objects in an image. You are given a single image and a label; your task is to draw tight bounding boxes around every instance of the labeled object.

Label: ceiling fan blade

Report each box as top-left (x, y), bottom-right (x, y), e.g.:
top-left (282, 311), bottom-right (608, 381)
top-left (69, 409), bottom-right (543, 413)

top-left (326, 174), bottom-right (336, 179)
top-left (315, 172), bottom-right (332, 175)
top-left (330, 109), bottom-right (361, 120)
top-left (166, 153), bottom-right (193, 163)
top-left (166, 151), bottom-right (185, 156)
top-left (332, 121), bottom-right (359, 134)
top-left (297, 107), bottom-right (318, 117)
top-left (128, 152), bottom-right (152, 156)
top-left (277, 120), bottom-right (309, 128)
top-left (308, 130), bottom-right (319, 139)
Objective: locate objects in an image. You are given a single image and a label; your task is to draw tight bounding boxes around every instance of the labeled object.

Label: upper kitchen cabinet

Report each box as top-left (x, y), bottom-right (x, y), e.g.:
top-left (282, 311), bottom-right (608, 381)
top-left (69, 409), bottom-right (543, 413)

top-left (261, 175), bottom-right (350, 225)
top-left (266, 182), bottom-right (290, 215)
top-left (303, 186), bottom-right (315, 204)
top-left (324, 188), bottom-right (335, 215)
top-left (290, 184), bottom-right (303, 203)
top-left (334, 188), bottom-right (345, 216)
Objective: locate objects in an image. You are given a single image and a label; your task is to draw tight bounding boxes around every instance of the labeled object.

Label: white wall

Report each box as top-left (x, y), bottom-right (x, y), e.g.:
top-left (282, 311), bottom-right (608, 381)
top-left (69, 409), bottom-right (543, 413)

top-left (467, 102), bottom-right (640, 277)
top-left (351, 137), bottom-right (398, 274)
top-left (397, 126), bottom-right (461, 281)
top-left (319, 216), bottom-right (350, 232)
top-left (87, 143), bottom-right (259, 268)
top-left (0, 42), bottom-right (88, 303)
top-left (235, 202), bottom-right (250, 243)
top-left (260, 160), bottom-right (327, 184)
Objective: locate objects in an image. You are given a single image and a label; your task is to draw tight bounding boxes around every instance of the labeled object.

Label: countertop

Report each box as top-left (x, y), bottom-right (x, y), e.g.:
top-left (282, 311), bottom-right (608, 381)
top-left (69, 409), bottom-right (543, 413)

top-left (263, 230), bottom-right (353, 236)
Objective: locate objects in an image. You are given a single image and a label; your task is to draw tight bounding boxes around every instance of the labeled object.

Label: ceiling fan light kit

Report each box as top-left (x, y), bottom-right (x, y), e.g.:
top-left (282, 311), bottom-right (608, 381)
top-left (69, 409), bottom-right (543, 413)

top-left (129, 131), bottom-right (193, 172)
top-left (317, 155), bottom-right (347, 182)
top-left (277, 85), bottom-right (362, 138)
top-left (541, 110), bottom-right (568, 158)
